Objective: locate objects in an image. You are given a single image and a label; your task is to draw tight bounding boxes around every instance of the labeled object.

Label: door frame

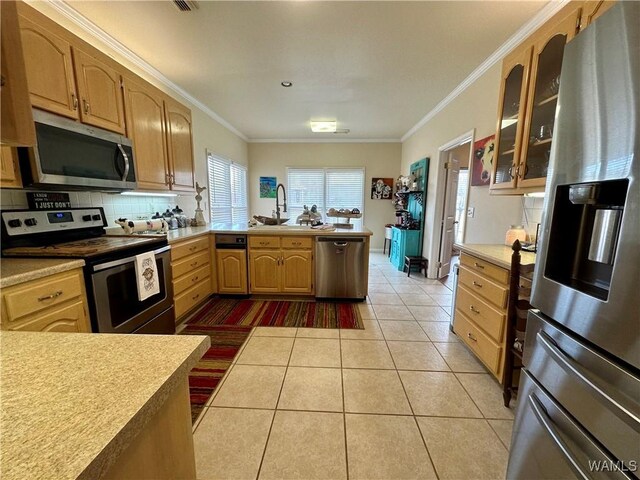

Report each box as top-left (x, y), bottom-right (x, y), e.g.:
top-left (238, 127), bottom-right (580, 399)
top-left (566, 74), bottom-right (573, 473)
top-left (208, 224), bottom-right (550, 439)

top-left (427, 129), bottom-right (475, 278)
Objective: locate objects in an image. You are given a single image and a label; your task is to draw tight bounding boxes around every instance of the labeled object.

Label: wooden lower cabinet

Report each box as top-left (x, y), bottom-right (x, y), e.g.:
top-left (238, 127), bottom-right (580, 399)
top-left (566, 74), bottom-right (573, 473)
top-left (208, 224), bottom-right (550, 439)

top-left (170, 236), bottom-right (213, 322)
top-left (453, 253), bottom-right (510, 381)
top-left (248, 236), bottom-right (313, 295)
top-left (0, 146), bottom-right (22, 188)
top-left (216, 249), bottom-right (248, 294)
top-left (0, 268), bottom-right (91, 333)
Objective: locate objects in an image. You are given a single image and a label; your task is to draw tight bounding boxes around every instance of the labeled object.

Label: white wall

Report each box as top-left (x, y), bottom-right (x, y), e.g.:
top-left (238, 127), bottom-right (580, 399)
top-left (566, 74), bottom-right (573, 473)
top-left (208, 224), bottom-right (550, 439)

top-left (248, 142), bottom-right (401, 249)
top-left (401, 62), bottom-right (523, 270)
top-left (23, 2), bottom-right (248, 221)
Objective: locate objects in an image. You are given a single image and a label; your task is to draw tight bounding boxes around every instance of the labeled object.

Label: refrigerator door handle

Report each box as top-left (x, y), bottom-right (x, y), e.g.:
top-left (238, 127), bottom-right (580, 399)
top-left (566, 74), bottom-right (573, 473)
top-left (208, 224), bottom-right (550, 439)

top-left (537, 331), bottom-right (640, 430)
top-left (528, 393), bottom-right (592, 480)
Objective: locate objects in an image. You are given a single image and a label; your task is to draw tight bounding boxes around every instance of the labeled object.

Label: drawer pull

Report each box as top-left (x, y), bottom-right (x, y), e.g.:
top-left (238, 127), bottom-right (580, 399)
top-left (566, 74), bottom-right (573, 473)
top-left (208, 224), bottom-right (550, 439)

top-left (189, 246), bottom-right (197, 251)
top-left (469, 305), bottom-right (480, 314)
top-left (293, 242), bottom-right (301, 246)
top-left (474, 262), bottom-right (485, 269)
top-left (472, 281), bottom-right (483, 288)
top-left (260, 241), bottom-right (268, 245)
top-left (192, 276), bottom-right (199, 282)
top-left (467, 332), bottom-right (477, 342)
top-left (192, 293), bottom-right (200, 301)
top-left (38, 290), bottom-right (63, 302)
top-left (190, 262), bottom-right (198, 267)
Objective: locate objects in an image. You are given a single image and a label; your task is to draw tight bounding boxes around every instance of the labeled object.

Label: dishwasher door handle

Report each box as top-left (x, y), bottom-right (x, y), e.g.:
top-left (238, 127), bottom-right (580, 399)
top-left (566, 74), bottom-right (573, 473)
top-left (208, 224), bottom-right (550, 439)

top-left (334, 242), bottom-right (348, 247)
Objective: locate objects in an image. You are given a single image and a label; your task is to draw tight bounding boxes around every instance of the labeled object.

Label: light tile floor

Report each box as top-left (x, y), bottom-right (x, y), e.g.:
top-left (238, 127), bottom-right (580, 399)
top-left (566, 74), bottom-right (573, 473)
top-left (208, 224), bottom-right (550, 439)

top-left (193, 252), bottom-right (513, 480)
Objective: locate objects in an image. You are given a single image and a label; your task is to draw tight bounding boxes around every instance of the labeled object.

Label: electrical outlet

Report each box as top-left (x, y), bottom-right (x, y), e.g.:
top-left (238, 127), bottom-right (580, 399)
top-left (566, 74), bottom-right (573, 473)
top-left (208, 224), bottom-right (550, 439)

top-left (467, 207), bottom-right (475, 218)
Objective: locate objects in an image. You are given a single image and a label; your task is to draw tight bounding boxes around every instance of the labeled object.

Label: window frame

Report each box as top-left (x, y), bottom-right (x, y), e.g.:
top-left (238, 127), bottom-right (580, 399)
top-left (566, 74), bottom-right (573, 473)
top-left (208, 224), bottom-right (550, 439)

top-left (207, 151), bottom-right (248, 225)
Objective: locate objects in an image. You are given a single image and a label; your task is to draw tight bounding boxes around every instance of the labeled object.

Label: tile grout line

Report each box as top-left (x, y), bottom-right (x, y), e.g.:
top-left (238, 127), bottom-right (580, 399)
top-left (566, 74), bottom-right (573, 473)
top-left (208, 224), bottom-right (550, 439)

top-left (254, 335), bottom-right (296, 480)
top-left (378, 315), bottom-right (441, 480)
top-left (339, 318), bottom-right (350, 480)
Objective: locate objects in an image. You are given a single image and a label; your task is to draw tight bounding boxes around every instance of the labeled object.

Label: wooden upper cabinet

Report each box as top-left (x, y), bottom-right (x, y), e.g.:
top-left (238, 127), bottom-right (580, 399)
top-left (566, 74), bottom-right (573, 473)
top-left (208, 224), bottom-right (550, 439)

top-left (165, 97), bottom-right (195, 191)
top-left (72, 47), bottom-right (126, 134)
top-left (580, 0), bottom-right (616, 29)
top-left (491, 3), bottom-right (581, 194)
top-left (123, 75), bottom-right (170, 190)
top-left (1, 1), bottom-right (35, 146)
top-left (18, 13), bottom-right (79, 120)
top-left (491, 45), bottom-right (532, 191)
top-left (0, 146), bottom-right (22, 188)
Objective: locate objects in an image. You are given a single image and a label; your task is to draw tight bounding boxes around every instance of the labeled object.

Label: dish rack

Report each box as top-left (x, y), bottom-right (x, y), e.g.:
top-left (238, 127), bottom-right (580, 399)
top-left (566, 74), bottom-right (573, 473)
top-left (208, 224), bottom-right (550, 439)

top-left (326, 211), bottom-right (362, 229)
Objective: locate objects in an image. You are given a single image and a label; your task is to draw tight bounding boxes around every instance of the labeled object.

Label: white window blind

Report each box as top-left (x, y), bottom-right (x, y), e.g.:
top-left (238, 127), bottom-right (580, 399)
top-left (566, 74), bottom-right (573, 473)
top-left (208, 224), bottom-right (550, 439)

top-left (287, 168), bottom-right (365, 225)
top-left (207, 153), bottom-right (248, 225)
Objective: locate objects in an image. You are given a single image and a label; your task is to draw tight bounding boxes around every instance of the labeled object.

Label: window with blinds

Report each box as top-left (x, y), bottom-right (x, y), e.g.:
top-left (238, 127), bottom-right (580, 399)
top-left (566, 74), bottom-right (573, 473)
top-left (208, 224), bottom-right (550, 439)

top-left (287, 168), bottom-right (365, 226)
top-left (207, 153), bottom-right (248, 225)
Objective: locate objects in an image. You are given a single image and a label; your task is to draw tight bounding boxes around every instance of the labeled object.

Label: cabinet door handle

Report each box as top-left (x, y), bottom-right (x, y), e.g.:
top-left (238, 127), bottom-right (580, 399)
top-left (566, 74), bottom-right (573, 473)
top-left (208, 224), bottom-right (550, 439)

top-left (473, 262), bottom-right (484, 269)
top-left (165, 173), bottom-right (171, 185)
top-left (71, 93), bottom-right (78, 110)
top-left (469, 305), bottom-right (480, 314)
top-left (190, 261), bottom-right (198, 267)
top-left (467, 332), bottom-right (477, 342)
top-left (508, 164), bottom-right (516, 179)
top-left (472, 281), bottom-right (483, 288)
top-left (38, 290), bottom-right (63, 301)
top-left (83, 99), bottom-right (90, 114)
top-left (192, 276), bottom-right (199, 282)
top-left (192, 293), bottom-right (200, 301)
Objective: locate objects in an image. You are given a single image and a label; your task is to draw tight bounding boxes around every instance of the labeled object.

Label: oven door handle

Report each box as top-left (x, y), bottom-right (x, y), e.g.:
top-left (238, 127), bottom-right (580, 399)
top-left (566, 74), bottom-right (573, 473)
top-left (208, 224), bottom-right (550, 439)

top-left (92, 245), bottom-right (170, 272)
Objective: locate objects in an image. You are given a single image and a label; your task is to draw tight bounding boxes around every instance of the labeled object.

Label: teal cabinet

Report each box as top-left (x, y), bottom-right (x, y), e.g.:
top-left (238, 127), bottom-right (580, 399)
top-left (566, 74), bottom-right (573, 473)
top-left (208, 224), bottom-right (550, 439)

top-left (390, 227), bottom-right (421, 270)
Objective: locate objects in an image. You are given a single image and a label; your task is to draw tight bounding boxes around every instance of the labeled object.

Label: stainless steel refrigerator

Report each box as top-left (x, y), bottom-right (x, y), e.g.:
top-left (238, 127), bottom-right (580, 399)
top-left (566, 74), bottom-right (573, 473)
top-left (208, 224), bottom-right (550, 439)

top-left (507, 3), bottom-right (640, 479)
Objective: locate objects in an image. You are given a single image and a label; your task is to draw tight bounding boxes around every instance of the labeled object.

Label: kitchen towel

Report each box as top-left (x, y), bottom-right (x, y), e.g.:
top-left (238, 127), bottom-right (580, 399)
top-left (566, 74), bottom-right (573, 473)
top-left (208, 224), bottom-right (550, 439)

top-left (135, 252), bottom-right (160, 301)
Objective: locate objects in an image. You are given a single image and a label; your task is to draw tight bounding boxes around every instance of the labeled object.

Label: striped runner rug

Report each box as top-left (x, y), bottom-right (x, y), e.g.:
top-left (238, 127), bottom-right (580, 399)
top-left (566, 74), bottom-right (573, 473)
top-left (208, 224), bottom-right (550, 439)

top-left (180, 297), bottom-right (364, 422)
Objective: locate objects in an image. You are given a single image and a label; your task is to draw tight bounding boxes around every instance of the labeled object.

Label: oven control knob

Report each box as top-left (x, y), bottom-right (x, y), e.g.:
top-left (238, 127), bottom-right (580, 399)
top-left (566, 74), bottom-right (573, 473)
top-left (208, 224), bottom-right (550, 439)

top-left (92, 214), bottom-right (102, 221)
top-left (7, 219), bottom-right (22, 228)
top-left (24, 218), bottom-right (37, 227)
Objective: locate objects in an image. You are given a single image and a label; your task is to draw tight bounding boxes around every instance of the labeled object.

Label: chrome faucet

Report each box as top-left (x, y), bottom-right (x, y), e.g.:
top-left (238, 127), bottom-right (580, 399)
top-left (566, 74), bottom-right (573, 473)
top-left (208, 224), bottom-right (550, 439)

top-left (275, 183), bottom-right (287, 223)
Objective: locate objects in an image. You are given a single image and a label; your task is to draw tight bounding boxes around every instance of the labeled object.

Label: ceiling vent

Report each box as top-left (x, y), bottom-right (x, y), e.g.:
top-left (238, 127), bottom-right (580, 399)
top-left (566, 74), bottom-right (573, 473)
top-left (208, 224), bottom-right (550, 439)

top-left (173, 0), bottom-right (198, 12)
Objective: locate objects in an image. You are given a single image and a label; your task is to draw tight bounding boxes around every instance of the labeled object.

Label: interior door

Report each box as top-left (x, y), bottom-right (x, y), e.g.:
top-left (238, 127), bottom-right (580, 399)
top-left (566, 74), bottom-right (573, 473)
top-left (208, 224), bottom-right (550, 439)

top-left (437, 155), bottom-right (460, 278)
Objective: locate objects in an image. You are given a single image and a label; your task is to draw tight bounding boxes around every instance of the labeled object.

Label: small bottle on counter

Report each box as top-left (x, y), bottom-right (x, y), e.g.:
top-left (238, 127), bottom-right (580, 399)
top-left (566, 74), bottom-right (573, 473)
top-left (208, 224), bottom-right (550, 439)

top-left (505, 225), bottom-right (527, 246)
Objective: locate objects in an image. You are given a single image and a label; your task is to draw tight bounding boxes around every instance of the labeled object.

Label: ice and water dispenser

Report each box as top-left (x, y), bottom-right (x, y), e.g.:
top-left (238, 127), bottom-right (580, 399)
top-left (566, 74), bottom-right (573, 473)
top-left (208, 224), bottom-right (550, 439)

top-left (544, 179), bottom-right (628, 301)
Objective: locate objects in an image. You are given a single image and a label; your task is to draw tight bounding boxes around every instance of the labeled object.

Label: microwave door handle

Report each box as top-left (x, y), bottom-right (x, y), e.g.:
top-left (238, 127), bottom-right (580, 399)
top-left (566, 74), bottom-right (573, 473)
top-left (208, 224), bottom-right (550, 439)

top-left (116, 144), bottom-right (130, 181)
top-left (537, 331), bottom-right (640, 430)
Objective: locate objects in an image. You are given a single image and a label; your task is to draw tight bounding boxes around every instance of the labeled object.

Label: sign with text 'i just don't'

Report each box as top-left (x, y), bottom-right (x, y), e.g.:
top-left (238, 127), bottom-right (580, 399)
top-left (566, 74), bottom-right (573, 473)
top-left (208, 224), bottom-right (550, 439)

top-left (26, 192), bottom-right (72, 210)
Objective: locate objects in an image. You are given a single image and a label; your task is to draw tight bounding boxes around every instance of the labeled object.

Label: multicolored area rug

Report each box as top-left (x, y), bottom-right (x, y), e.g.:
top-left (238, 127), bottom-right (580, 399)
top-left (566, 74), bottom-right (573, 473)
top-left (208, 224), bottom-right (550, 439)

top-left (180, 298), bottom-right (364, 422)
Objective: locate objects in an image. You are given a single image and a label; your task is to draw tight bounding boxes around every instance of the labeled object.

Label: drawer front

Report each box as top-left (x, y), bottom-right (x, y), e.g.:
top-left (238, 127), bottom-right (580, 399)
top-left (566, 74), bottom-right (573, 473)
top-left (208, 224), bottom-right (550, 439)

top-left (281, 236), bottom-right (313, 249)
top-left (175, 277), bottom-right (211, 319)
top-left (173, 264), bottom-right (210, 296)
top-left (6, 301), bottom-right (90, 333)
top-left (456, 285), bottom-right (506, 342)
top-left (171, 236), bottom-right (209, 261)
top-left (459, 266), bottom-right (508, 308)
top-left (172, 250), bottom-right (210, 279)
top-left (249, 236), bottom-right (280, 249)
top-left (453, 310), bottom-right (502, 376)
top-left (460, 253), bottom-right (509, 284)
top-left (2, 270), bottom-right (84, 322)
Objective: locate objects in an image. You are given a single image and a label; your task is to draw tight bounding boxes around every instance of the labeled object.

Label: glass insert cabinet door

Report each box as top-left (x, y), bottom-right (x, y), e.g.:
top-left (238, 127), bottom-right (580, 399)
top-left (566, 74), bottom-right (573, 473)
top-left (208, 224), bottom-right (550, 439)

top-left (519, 11), bottom-right (579, 188)
top-left (491, 47), bottom-right (532, 189)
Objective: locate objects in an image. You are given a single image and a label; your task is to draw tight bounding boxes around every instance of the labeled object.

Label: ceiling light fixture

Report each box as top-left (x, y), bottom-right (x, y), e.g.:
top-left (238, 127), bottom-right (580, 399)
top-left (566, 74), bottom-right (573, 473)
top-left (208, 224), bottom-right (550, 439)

top-left (310, 120), bottom-right (337, 133)
top-left (281, 81), bottom-right (293, 87)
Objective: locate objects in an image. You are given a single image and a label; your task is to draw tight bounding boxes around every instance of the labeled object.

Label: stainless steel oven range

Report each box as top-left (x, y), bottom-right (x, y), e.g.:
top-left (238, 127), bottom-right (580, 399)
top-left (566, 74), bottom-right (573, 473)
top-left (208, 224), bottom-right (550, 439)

top-left (1, 207), bottom-right (175, 334)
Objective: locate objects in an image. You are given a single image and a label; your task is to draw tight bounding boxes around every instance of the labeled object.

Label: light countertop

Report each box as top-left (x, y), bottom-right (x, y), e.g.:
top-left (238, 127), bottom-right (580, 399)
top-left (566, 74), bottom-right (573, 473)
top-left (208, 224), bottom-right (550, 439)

top-left (0, 331), bottom-right (210, 480)
top-left (454, 243), bottom-right (536, 270)
top-left (167, 223), bottom-right (373, 244)
top-left (0, 258), bottom-right (86, 288)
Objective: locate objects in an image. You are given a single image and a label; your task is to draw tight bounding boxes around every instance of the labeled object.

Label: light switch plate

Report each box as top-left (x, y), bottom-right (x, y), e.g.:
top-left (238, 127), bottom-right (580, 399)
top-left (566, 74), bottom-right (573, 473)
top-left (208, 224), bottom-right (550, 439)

top-left (467, 207), bottom-right (475, 218)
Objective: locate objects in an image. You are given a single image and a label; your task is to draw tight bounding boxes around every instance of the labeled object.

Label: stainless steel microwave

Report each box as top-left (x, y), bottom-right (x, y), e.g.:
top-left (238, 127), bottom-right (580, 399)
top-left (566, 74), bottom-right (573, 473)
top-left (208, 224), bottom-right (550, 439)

top-left (18, 109), bottom-right (137, 191)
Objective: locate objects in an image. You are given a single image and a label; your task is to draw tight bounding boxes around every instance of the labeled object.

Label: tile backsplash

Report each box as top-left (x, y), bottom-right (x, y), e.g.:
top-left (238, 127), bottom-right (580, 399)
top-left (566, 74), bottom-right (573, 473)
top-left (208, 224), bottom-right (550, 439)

top-left (0, 189), bottom-right (203, 228)
top-left (521, 195), bottom-right (545, 242)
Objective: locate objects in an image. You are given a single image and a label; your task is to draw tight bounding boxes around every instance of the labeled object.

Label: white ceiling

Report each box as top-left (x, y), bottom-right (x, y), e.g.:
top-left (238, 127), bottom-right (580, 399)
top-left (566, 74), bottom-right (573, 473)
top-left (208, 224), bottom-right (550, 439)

top-left (64, 1), bottom-right (548, 141)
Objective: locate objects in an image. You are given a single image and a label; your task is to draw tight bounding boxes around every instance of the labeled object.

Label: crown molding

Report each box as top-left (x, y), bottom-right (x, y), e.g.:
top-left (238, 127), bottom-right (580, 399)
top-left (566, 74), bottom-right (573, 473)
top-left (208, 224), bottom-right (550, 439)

top-left (43, 0), bottom-right (249, 142)
top-left (401, 0), bottom-right (571, 143)
top-left (249, 138), bottom-right (401, 144)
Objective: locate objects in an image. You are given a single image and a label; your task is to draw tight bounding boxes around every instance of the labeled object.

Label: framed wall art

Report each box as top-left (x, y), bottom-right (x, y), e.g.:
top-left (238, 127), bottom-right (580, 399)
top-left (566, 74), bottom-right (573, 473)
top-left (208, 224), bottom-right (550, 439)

top-left (472, 134), bottom-right (495, 186)
top-left (371, 177), bottom-right (394, 199)
top-left (259, 176), bottom-right (277, 198)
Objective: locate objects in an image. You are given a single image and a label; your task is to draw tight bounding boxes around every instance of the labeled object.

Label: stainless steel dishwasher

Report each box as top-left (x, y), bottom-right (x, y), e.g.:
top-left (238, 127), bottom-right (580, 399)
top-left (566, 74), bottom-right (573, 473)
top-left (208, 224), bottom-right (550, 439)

top-left (315, 237), bottom-right (367, 300)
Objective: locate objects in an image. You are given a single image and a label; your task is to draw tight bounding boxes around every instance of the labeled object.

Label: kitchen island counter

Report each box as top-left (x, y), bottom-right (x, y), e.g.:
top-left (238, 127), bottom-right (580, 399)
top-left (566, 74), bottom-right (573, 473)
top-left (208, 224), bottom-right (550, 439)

top-left (0, 331), bottom-right (210, 480)
top-left (454, 243), bottom-right (536, 270)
